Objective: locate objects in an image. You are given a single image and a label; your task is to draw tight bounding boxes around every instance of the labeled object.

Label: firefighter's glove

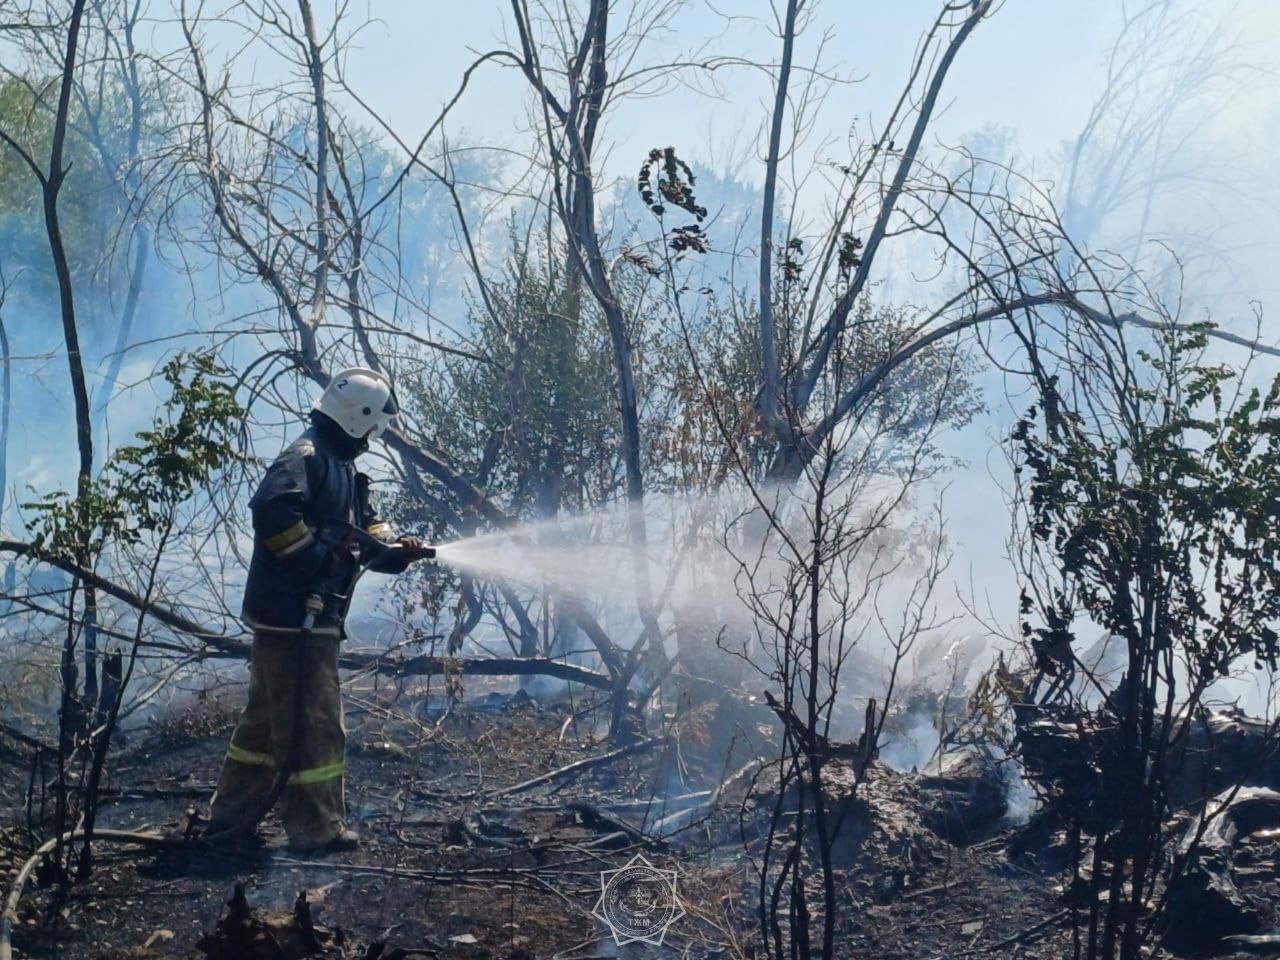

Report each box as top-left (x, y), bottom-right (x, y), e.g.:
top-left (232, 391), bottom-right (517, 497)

top-left (396, 536), bottom-right (436, 561)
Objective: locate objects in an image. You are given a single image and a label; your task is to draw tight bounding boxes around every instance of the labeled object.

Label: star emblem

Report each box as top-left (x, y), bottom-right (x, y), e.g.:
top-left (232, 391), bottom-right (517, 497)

top-left (592, 853), bottom-right (685, 946)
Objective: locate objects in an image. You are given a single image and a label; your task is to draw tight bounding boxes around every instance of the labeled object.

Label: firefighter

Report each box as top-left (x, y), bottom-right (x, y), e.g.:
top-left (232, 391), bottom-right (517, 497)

top-left (207, 368), bottom-right (430, 853)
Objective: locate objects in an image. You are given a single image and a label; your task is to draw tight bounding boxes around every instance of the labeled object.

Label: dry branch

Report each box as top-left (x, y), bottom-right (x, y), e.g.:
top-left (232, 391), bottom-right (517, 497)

top-left (489, 735), bottom-right (664, 798)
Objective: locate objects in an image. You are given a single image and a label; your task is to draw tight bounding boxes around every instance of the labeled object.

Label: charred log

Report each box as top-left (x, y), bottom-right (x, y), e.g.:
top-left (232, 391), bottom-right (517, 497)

top-left (1013, 704), bottom-right (1280, 817)
top-left (916, 751), bottom-right (1008, 844)
top-left (195, 883), bottom-right (412, 959)
top-left (1162, 788), bottom-right (1280, 952)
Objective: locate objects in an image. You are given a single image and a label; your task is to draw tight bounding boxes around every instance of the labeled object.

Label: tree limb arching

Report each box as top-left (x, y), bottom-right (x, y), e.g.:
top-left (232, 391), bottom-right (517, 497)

top-left (772, 289), bottom-right (1280, 478)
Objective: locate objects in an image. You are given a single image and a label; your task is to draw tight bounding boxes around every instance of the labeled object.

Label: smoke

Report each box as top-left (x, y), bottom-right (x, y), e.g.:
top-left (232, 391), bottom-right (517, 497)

top-left (877, 707), bottom-right (941, 773)
top-left (1002, 763), bottom-right (1037, 825)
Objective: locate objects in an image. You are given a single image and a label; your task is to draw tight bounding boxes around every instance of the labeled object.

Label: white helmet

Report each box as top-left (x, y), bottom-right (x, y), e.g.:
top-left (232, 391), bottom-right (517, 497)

top-left (313, 367), bottom-right (398, 439)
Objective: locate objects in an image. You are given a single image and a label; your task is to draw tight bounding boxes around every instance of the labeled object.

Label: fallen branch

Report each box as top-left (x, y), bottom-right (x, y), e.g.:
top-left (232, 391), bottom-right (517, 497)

top-left (973, 909), bottom-right (1070, 955)
top-left (901, 880), bottom-right (957, 902)
top-left (373, 652), bottom-right (613, 692)
top-left (0, 722), bottom-right (49, 757)
top-left (649, 759), bottom-right (760, 838)
top-left (91, 785), bottom-right (213, 801)
top-left (567, 800), bottom-right (661, 848)
top-left (0, 538), bottom-right (224, 638)
top-left (0, 539), bottom-right (615, 692)
top-left (1225, 933), bottom-right (1280, 951)
top-left (1, 828), bottom-right (174, 960)
top-left (489, 736), bottom-right (664, 799)
top-left (413, 737), bottom-right (664, 803)
top-left (268, 855), bottom-right (593, 888)
top-left (460, 809), bottom-right (524, 849)
top-left (596, 790), bottom-right (711, 813)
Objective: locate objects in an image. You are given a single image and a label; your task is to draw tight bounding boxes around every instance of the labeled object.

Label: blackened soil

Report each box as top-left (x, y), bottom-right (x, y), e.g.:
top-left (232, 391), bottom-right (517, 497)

top-left (8, 686), bottom-right (1264, 959)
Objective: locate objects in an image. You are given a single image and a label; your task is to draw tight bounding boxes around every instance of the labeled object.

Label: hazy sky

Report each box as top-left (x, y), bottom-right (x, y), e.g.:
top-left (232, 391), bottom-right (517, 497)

top-left (337, 2), bottom-right (1279, 183)
top-left (326, 1), bottom-right (1280, 322)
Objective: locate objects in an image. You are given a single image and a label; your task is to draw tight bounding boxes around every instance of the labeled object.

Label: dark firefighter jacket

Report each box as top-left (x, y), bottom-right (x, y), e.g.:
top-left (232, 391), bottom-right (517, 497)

top-left (241, 412), bottom-right (411, 637)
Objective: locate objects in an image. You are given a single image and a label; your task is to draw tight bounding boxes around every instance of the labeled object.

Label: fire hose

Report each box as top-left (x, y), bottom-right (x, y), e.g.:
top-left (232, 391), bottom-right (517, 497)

top-left (198, 592), bottom-right (325, 846)
top-left (0, 829), bottom-right (171, 960)
top-left (202, 524), bottom-right (434, 845)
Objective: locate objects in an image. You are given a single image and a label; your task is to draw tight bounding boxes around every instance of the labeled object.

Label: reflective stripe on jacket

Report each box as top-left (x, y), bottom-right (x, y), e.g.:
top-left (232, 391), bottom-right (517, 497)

top-left (240, 414), bottom-right (410, 635)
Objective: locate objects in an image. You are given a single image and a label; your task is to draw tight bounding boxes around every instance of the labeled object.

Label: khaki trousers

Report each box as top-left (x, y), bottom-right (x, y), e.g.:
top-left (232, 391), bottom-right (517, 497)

top-left (209, 632), bottom-right (346, 848)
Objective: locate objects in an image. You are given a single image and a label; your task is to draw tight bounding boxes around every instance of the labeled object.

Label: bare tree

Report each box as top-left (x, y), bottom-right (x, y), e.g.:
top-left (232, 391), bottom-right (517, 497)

top-left (0, 3), bottom-right (100, 880)
top-left (504, 0), bottom-right (680, 683)
top-left (1059, 0), bottom-right (1257, 269)
top-left (79, 0), bottom-right (156, 432)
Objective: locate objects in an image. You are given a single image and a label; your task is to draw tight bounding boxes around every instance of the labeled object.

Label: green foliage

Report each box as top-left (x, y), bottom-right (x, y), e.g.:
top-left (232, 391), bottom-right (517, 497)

top-left (633, 146), bottom-right (979, 479)
top-left (1008, 315), bottom-right (1280, 960)
top-left (648, 289), bottom-right (778, 486)
top-left (25, 350), bottom-right (246, 557)
top-left (651, 292), bottom-right (981, 483)
top-left (1013, 320), bottom-right (1280, 688)
top-left (0, 78), bottom-right (112, 296)
top-left (0, 65), bottom-right (168, 339)
top-left (402, 232), bottom-right (619, 518)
